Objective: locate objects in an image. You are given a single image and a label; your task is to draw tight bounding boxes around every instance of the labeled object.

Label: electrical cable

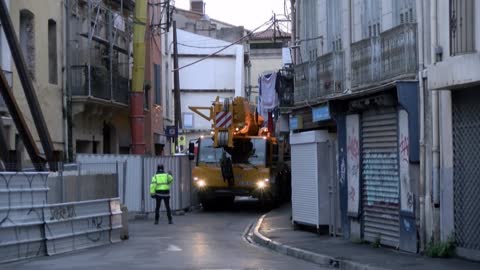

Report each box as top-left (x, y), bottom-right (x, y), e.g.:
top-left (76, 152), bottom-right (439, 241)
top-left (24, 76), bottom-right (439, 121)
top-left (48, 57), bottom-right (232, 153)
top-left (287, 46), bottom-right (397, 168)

top-left (172, 17), bottom-right (274, 72)
top-left (176, 26), bottom-right (275, 49)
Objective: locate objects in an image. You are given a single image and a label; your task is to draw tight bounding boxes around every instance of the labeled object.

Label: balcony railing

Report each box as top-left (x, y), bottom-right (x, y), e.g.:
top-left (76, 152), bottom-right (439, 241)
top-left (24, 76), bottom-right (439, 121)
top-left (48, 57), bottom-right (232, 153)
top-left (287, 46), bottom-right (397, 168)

top-left (71, 65), bottom-right (129, 105)
top-left (317, 51), bottom-right (345, 97)
top-left (0, 70), bottom-right (13, 112)
top-left (294, 62), bottom-right (309, 103)
top-left (381, 23), bottom-right (418, 80)
top-left (351, 23), bottom-right (417, 89)
top-left (351, 37), bottom-right (381, 88)
top-left (277, 67), bottom-right (295, 108)
top-left (294, 51), bottom-right (345, 105)
top-left (68, 1), bottom-right (132, 106)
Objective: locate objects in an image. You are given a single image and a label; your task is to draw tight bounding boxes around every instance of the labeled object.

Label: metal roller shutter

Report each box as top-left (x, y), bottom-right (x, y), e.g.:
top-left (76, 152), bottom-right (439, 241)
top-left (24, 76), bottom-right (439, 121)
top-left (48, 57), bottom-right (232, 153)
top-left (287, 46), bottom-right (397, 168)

top-left (361, 108), bottom-right (400, 247)
top-left (291, 143), bottom-right (319, 226)
top-left (453, 89), bottom-right (480, 251)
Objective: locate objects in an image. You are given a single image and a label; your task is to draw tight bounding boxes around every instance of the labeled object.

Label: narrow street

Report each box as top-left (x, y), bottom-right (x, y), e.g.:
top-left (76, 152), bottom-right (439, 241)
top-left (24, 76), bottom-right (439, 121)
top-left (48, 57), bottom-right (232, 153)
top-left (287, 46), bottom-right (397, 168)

top-left (2, 202), bottom-right (326, 270)
top-left (1, 0), bottom-right (480, 268)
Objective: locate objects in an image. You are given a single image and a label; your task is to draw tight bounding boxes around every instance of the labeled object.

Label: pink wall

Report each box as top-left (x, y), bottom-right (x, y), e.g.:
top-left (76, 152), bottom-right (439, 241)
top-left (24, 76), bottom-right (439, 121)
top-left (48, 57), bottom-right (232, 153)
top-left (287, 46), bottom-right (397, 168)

top-left (144, 0), bottom-right (164, 155)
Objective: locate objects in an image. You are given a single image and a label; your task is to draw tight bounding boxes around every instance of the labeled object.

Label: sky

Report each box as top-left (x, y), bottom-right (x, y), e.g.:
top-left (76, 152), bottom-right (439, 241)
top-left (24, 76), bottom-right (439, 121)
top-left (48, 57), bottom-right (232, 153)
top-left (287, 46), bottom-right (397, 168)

top-left (174, 0), bottom-right (290, 31)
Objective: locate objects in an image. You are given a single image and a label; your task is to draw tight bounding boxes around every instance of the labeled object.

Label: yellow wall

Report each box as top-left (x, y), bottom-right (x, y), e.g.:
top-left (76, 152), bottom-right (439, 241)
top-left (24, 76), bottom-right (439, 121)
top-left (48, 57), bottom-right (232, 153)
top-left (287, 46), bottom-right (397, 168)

top-left (10, 0), bottom-right (65, 152)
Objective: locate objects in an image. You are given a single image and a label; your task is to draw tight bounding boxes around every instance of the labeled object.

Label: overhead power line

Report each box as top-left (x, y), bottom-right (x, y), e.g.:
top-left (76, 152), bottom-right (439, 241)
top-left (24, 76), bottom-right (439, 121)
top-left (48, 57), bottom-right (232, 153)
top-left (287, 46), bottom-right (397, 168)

top-left (172, 17), bottom-right (274, 72)
top-left (176, 27), bottom-right (277, 49)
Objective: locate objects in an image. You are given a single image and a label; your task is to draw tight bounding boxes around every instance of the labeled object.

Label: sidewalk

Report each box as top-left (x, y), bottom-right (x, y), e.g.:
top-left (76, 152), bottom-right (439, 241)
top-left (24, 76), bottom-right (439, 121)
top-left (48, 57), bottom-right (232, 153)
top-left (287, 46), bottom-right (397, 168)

top-left (252, 204), bottom-right (480, 270)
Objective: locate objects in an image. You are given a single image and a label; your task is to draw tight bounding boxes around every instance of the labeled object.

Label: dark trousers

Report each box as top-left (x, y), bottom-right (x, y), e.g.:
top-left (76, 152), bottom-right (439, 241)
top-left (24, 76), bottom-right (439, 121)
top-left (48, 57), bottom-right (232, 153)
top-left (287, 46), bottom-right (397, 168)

top-left (154, 195), bottom-right (172, 222)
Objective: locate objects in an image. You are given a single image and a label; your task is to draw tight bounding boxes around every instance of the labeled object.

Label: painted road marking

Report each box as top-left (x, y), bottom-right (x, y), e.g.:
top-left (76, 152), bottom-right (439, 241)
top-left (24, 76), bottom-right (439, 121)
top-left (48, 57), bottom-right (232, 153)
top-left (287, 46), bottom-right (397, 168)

top-left (167, 244), bottom-right (182, 252)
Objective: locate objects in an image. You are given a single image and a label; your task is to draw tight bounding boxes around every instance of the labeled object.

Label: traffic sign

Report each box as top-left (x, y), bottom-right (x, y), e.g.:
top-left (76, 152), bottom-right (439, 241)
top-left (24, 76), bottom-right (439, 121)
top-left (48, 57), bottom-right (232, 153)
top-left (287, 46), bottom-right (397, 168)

top-left (165, 126), bottom-right (178, 138)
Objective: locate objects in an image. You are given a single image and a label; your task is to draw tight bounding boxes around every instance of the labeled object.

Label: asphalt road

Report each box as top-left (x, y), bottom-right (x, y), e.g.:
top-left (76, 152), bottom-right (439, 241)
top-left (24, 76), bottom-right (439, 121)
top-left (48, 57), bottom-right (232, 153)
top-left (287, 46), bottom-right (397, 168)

top-left (2, 202), bottom-right (327, 270)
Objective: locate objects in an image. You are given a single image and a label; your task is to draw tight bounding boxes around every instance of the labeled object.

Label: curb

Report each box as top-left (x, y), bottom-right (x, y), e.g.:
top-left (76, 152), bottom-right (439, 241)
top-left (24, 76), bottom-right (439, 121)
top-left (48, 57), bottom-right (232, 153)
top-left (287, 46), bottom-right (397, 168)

top-left (251, 214), bottom-right (389, 270)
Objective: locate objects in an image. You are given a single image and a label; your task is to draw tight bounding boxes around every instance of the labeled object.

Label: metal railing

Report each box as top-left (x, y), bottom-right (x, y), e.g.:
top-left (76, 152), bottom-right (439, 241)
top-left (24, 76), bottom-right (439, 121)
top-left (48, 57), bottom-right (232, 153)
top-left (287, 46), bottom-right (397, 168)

top-left (294, 62), bottom-right (309, 103)
top-left (294, 51), bottom-right (345, 105)
top-left (277, 67), bottom-right (294, 108)
top-left (0, 70), bottom-right (13, 111)
top-left (351, 23), bottom-right (417, 89)
top-left (71, 65), bottom-right (130, 105)
top-left (381, 23), bottom-right (418, 80)
top-left (351, 37), bottom-right (382, 88)
top-left (68, 0), bottom-right (132, 106)
top-left (317, 51), bottom-right (345, 97)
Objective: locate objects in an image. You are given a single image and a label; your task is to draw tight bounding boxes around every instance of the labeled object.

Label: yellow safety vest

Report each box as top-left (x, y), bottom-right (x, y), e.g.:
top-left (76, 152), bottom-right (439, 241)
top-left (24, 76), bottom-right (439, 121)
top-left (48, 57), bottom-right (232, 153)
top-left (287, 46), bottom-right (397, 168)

top-left (150, 173), bottom-right (173, 194)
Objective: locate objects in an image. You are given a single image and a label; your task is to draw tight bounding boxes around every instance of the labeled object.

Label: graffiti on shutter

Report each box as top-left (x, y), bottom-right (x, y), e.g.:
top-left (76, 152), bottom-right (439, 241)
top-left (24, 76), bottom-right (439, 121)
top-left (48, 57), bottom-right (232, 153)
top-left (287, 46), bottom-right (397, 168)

top-left (361, 108), bottom-right (400, 248)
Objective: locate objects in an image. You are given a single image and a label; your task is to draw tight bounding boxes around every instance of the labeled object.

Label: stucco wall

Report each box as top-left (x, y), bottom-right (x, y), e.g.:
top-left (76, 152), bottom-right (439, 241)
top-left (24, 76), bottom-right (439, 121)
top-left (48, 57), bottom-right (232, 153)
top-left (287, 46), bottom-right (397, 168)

top-left (425, 0), bottom-right (480, 90)
top-left (10, 0), bottom-right (65, 153)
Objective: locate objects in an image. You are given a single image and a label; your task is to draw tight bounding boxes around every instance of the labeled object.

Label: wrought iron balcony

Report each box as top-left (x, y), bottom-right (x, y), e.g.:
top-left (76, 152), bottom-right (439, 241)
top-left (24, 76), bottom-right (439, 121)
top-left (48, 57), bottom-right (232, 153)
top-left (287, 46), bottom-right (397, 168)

top-left (351, 23), bottom-right (418, 89)
top-left (0, 70), bottom-right (13, 112)
top-left (277, 67), bottom-right (295, 108)
top-left (351, 37), bottom-right (381, 88)
top-left (294, 51), bottom-right (345, 105)
top-left (294, 62), bottom-right (309, 104)
top-left (317, 51), bottom-right (345, 97)
top-left (71, 65), bottom-right (129, 105)
top-left (381, 23), bottom-right (418, 81)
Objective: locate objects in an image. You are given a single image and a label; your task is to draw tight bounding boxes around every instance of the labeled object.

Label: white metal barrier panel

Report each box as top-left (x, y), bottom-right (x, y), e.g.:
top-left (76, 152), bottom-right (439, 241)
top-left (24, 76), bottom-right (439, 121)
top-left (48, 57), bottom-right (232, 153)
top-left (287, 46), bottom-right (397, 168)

top-left (0, 172), bottom-right (123, 263)
top-left (76, 154), bottom-right (194, 213)
top-left (44, 198), bottom-right (121, 255)
top-left (0, 173), bottom-right (49, 263)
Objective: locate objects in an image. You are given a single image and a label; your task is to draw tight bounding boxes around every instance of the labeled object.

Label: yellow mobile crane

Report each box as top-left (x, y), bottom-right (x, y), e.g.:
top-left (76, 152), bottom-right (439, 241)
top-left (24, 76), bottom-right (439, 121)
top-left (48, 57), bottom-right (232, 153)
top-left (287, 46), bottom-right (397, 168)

top-left (188, 97), bottom-right (291, 209)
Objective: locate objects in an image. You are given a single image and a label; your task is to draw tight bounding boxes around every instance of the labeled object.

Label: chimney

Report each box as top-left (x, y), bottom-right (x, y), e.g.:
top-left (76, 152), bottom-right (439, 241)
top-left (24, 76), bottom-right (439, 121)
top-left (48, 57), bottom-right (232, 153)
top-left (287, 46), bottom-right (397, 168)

top-left (190, 0), bottom-right (205, 14)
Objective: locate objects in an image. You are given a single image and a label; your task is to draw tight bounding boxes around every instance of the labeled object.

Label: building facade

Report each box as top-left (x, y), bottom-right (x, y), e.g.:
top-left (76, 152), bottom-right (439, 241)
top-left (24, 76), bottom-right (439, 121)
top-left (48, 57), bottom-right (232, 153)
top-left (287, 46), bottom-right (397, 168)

top-left (160, 0), bottom-right (248, 153)
top-left (249, 29), bottom-right (291, 106)
top-left (144, 0), bottom-right (165, 155)
top-left (6, 0), bottom-right (65, 166)
top-left (173, 29), bottom-right (245, 146)
top-left (292, 0), bottom-right (420, 253)
top-left (66, 0), bottom-right (134, 156)
top-left (293, 0), bottom-right (480, 259)
top-left (419, 0), bottom-right (480, 260)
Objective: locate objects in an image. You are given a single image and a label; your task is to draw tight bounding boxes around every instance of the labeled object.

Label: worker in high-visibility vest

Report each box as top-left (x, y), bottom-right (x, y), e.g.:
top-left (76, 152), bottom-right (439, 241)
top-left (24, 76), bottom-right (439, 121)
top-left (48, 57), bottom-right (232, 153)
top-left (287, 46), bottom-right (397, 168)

top-left (150, 164), bottom-right (174, 225)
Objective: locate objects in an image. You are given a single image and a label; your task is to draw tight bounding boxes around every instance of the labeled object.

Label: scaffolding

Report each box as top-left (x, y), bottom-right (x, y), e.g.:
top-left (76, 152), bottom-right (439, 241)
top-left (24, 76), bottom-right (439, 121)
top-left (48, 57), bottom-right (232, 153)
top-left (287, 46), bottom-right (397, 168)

top-left (68, 0), bottom-right (133, 105)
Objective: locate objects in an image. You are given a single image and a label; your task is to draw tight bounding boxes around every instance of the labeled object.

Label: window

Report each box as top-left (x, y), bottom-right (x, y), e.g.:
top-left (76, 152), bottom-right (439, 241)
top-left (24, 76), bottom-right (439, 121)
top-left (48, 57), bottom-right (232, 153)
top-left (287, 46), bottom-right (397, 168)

top-left (362, 0), bottom-right (381, 38)
top-left (197, 137), bottom-right (267, 166)
top-left (20, 9), bottom-right (35, 81)
top-left (198, 137), bottom-right (224, 164)
top-left (327, 0), bottom-right (343, 51)
top-left (394, 0), bottom-right (416, 26)
top-left (48, 19), bottom-right (58, 84)
top-left (229, 138), bottom-right (266, 166)
top-left (450, 0), bottom-right (475, 55)
top-left (154, 64), bottom-right (161, 105)
top-left (300, 0), bottom-right (319, 61)
top-left (183, 112), bottom-right (193, 129)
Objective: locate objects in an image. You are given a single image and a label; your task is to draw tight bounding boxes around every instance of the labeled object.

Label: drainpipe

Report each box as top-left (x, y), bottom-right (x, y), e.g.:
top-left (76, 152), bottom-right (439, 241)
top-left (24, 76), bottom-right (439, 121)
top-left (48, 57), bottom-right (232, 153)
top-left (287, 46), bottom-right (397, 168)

top-left (430, 0), bottom-right (440, 242)
top-left (64, 0), bottom-right (73, 162)
top-left (130, 0), bottom-right (147, 154)
top-left (346, 0), bottom-right (352, 91)
top-left (291, 0), bottom-right (296, 64)
top-left (416, 0), bottom-right (426, 251)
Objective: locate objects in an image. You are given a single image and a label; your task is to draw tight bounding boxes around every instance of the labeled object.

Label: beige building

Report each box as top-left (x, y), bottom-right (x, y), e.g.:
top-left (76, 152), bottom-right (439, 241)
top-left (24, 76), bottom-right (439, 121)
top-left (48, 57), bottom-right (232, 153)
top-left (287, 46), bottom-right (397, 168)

top-left (67, 0), bottom-right (134, 156)
top-left (2, 0), bottom-right (65, 165)
top-left (248, 29), bottom-right (290, 106)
